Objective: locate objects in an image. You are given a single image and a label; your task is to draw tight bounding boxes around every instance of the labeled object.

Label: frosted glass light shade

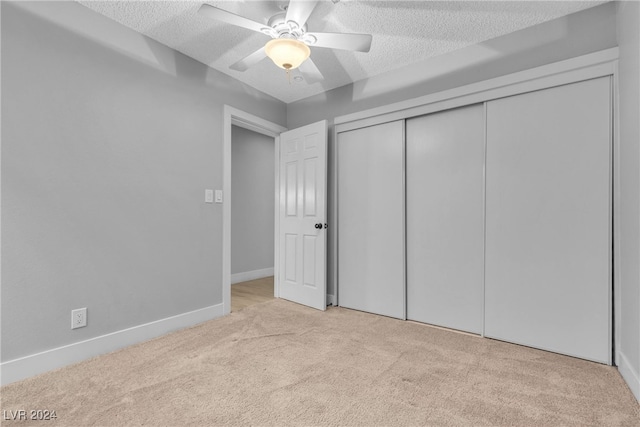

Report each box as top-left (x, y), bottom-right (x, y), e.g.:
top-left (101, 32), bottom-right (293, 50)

top-left (265, 38), bottom-right (310, 70)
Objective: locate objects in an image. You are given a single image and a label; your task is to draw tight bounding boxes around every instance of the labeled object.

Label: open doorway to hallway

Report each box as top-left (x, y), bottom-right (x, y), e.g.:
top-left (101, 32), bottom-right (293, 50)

top-left (230, 125), bottom-right (276, 312)
top-left (231, 277), bottom-right (275, 312)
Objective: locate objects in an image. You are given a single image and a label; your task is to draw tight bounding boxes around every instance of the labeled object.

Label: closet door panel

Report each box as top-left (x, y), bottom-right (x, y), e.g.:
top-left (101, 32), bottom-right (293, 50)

top-left (406, 105), bottom-right (485, 334)
top-left (485, 77), bottom-right (611, 363)
top-left (338, 121), bottom-right (404, 319)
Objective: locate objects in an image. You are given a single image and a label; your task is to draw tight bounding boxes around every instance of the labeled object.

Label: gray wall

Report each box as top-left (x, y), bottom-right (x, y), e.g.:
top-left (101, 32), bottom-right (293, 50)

top-left (287, 2), bottom-right (618, 299)
top-left (231, 126), bottom-right (275, 276)
top-left (1, 1), bottom-right (286, 362)
top-left (616, 1), bottom-right (640, 400)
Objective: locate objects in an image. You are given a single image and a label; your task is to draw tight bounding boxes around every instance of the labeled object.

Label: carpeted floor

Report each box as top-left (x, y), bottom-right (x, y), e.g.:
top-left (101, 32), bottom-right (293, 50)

top-left (1, 299), bottom-right (638, 426)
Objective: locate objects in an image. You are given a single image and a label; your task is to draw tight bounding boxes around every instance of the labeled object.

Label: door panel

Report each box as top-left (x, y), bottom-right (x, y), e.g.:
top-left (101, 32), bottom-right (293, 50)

top-left (406, 104), bottom-right (485, 334)
top-left (485, 77), bottom-right (611, 363)
top-left (303, 235), bottom-right (317, 287)
top-left (304, 158), bottom-right (317, 216)
top-left (284, 234), bottom-right (297, 282)
top-left (278, 121), bottom-right (328, 310)
top-left (285, 162), bottom-right (297, 216)
top-left (338, 120), bottom-right (405, 319)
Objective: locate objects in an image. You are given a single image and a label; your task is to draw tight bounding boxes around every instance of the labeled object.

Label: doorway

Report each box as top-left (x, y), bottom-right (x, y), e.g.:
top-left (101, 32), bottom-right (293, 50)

top-left (230, 125), bottom-right (276, 312)
top-left (222, 106), bottom-right (287, 315)
top-left (223, 107), bottom-right (329, 314)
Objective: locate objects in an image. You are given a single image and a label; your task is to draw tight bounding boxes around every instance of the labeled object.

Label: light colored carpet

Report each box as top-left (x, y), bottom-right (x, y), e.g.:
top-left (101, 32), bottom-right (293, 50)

top-left (1, 299), bottom-right (638, 426)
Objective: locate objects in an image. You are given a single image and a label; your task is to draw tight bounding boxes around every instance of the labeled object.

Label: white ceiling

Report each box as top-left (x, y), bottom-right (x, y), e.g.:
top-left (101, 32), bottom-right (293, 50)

top-left (78, 1), bottom-right (607, 103)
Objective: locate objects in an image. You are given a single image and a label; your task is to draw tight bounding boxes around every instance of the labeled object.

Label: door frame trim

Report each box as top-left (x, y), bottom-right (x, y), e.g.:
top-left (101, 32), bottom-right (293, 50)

top-left (223, 106), bottom-right (287, 315)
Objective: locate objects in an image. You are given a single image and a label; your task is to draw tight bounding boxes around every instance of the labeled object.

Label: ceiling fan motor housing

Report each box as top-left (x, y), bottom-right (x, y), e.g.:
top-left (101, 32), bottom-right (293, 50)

top-left (263, 12), bottom-right (317, 47)
top-left (266, 12), bottom-right (307, 38)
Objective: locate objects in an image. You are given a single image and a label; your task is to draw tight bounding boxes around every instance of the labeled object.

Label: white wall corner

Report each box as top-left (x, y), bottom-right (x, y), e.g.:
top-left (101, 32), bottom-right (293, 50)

top-left (0, 304), bottom-right (224, 386)
top-left (618, 351), bottom-right (640, 402)
top-left (230, 267), bottom-right (274, 285)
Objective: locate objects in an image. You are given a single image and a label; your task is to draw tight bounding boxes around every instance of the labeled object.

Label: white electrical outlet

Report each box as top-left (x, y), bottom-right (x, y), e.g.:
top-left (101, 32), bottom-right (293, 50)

top-left (71, 308), bottom-right (87, 329)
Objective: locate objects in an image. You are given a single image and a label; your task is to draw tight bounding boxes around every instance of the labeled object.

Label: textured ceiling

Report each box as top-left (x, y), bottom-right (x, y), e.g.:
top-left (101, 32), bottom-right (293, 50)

top-left (78, 1), bottom-right (607, 103)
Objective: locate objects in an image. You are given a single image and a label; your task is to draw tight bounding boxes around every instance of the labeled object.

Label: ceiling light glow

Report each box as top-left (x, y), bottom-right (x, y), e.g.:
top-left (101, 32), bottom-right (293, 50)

top-left (265, 38), bottom-right (310, 70)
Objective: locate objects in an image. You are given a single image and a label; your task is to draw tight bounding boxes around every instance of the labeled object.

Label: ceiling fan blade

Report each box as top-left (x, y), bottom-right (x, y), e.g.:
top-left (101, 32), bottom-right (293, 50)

top-left (306, 32), bottom-right (372, 52)
top-left (298, 57), bottom-right (323, 84)
top-left (229, 47), bottom-right (267, 72)
top-left (285, 0), bottom-right (318, 28)
top-left (198, 4), bottom-right (268, 34)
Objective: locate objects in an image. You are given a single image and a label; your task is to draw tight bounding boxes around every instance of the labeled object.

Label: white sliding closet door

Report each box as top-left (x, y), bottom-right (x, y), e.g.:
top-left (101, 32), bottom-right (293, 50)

top-left (338, 121), bottom-right (404, 319)
top-left (406, 104), bottom-right (485, 334)
top-left (485, 77), bottom-right (611, 364)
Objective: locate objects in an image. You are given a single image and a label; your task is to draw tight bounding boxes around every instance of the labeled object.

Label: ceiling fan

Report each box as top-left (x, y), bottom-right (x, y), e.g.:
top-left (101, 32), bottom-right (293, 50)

top-left (198, 0), bottom-right (373, 83)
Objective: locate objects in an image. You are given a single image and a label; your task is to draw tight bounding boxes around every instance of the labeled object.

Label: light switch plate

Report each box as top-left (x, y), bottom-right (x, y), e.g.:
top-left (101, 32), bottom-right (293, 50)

top-left (215, 190), bottom-right (223, 203)
top-left (205, 189), bottom-right (214, 203)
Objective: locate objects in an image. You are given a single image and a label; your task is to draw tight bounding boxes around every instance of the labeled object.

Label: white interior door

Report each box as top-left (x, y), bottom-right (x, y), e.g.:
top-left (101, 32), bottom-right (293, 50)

top-left (278, 120), bottom-right (328, 310)
top-left (485, 77), bottom-right (611, 364)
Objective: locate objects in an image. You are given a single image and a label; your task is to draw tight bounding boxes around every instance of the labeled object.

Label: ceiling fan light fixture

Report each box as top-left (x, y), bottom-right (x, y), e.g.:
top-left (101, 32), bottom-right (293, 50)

top-left (265, 38), bottom-right (310, 70)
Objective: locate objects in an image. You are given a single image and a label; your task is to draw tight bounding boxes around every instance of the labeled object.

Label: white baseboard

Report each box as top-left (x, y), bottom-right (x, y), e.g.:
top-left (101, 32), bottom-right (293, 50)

top-left (231, 267), bottom-right (274, 284)
top-left (0, 303), bottom-right (224, 386)
top-left (326, 294), bottom-right (336, 306)
top-left (618, 351), bottom-right (640, 402)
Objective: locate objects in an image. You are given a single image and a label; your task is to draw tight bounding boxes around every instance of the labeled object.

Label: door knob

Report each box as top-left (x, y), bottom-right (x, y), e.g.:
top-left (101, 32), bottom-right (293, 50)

top-left (315, 223), bottom-right (322, 229)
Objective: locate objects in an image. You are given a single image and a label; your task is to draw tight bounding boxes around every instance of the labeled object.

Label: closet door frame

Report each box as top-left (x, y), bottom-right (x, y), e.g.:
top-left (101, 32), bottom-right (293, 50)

top-left (332, 48), bottom-right (619, 364)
